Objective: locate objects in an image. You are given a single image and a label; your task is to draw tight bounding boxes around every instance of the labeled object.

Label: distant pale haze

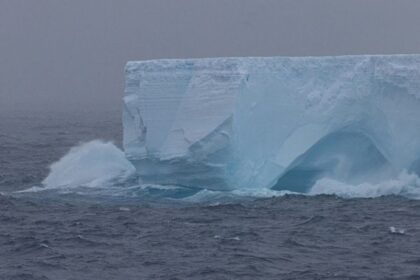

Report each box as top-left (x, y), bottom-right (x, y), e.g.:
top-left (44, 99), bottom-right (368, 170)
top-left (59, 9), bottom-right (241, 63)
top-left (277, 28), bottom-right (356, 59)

top-left (2, 0), bottom-right (420, 112)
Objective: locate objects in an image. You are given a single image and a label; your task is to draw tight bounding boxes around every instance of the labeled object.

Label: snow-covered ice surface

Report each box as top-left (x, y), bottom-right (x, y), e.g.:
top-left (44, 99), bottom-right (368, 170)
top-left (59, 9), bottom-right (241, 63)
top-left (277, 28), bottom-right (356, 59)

top-left (124, 55), bottom-right (420, 194)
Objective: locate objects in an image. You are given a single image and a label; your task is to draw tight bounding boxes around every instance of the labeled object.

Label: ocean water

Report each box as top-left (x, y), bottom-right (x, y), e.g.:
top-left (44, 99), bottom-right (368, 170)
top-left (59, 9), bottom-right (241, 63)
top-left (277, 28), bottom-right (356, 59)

top-left (1, 110), bottom-right (420, 279)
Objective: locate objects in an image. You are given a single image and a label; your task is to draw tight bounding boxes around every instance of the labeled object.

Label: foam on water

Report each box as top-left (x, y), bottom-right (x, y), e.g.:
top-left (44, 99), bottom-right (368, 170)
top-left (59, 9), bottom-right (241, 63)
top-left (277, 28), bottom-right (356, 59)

top-left (309, 171), bottom-right (420, 199)
top-left (21, 139), bottom-right (420, 202)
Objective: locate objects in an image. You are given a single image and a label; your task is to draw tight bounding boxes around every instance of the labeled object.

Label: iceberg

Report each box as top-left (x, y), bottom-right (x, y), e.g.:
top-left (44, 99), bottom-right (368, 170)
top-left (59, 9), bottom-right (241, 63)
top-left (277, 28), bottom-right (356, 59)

top-left (123, 55), bottom-right (420, 192)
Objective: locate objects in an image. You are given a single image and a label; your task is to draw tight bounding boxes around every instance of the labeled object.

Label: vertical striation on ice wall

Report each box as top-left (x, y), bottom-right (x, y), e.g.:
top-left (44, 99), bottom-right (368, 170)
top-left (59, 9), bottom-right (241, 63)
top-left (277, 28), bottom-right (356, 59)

top-left (123, 55), bottom-right (420, 192)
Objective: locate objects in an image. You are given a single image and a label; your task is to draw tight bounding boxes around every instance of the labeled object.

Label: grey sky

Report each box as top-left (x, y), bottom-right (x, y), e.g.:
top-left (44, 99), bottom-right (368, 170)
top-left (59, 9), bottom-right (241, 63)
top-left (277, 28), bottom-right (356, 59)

top-left (2, 0), bottom-right (420, 113)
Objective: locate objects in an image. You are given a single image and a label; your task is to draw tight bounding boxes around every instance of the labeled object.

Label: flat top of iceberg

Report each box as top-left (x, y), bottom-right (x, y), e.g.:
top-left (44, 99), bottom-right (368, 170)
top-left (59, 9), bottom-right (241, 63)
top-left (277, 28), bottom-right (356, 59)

top-left (126, 53), bottom-right (420, 70)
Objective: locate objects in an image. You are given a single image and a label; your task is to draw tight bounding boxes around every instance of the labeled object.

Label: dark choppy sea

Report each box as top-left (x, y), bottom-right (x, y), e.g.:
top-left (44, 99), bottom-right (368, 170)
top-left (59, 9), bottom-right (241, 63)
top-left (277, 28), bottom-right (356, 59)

top-left (1, 110), bottom-right (420, 280)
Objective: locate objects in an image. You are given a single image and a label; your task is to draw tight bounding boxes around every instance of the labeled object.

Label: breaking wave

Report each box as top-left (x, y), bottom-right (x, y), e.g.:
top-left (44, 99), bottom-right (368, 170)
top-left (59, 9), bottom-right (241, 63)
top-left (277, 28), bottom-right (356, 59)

top-left (20, 140), bottom-right (420, 202)
top-left (32, 140), bottom-right (136, 191)
top-left (309, 171), bottom-right (420, 199)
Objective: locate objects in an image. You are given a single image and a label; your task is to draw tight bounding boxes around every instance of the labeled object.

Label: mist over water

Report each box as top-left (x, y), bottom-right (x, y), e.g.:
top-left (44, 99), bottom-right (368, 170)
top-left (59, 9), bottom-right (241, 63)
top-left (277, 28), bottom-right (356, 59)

top-left (42, 140), bottom-right (135, 190)
top-left (0, 110), bottom-right (122, 193)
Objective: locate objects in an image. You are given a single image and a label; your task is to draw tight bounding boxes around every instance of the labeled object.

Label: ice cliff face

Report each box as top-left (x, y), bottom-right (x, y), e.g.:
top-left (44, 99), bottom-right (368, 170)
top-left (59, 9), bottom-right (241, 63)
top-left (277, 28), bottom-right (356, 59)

top-left (123, 55), bottom-right (420, 192)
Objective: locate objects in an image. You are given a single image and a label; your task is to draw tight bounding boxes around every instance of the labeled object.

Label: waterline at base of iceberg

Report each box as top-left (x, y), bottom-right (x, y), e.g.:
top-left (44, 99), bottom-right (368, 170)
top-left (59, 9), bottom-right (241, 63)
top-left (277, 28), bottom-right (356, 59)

top-left (14, 140), bottom-right (420, 204)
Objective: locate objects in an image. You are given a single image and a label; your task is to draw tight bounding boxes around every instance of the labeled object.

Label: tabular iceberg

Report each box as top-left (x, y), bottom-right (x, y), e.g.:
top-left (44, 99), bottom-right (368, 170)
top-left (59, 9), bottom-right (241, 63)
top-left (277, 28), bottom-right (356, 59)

top-left (123, 55), bottom-right (420, 192)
